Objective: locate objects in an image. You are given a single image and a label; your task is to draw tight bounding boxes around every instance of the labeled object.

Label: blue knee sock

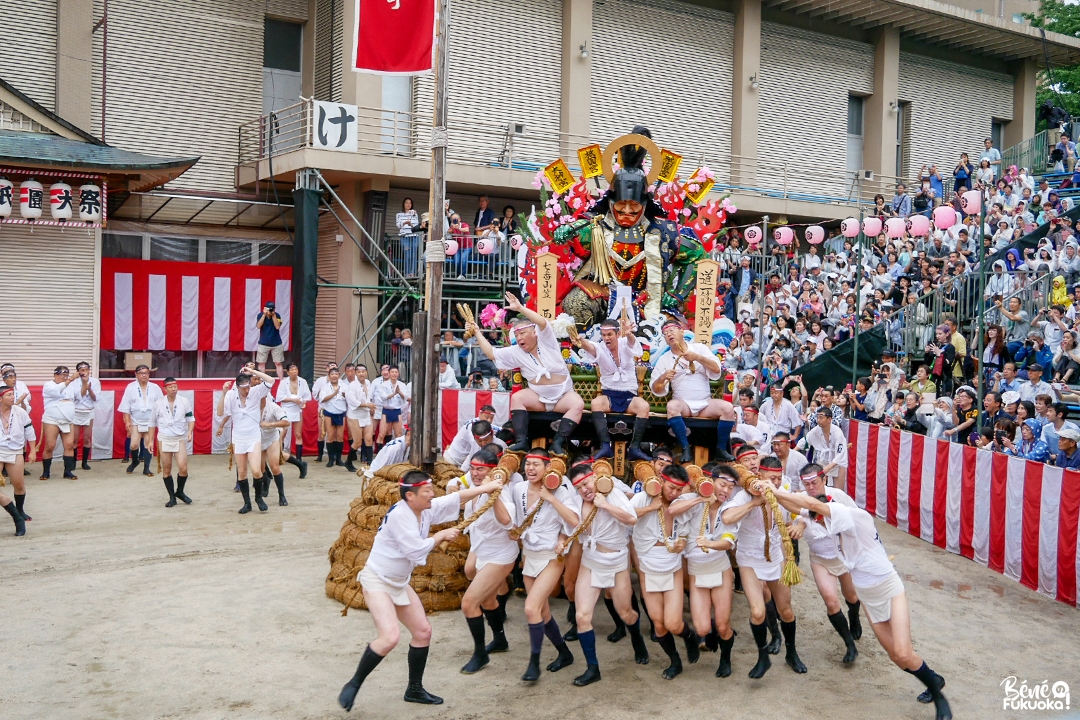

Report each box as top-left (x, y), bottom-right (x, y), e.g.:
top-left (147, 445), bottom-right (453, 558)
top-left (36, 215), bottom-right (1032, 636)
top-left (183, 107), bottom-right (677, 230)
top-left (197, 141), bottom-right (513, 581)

top-left (668, 416), bottom-right (690, 449)
top-left (716, 419), bottom-right (735, 452)
top-left (543, 617), bottom-right (564, 646)
top-left (578, 629), bottom-right (598, 666)
top-left (528, 622), bottom-right (545, 654)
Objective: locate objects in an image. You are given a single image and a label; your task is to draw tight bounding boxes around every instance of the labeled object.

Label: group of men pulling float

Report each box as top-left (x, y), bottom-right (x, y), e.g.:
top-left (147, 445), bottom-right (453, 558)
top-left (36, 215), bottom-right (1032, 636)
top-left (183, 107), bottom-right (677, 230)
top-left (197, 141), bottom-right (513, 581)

top-left (338, 129), bottom-right (952, 720)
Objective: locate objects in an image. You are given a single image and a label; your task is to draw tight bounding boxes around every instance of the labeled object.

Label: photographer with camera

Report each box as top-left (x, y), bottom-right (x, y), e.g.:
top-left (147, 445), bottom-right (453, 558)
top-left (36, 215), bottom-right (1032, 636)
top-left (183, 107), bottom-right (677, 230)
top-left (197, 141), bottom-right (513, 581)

top-left (255, 300), bottom-right (285, 379)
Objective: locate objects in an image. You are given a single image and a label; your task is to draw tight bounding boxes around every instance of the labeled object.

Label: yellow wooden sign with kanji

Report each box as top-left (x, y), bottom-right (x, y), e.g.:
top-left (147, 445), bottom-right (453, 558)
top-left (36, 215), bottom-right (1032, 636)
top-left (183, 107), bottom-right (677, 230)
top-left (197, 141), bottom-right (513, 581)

top-left (577, 145), bottom-right (604, 179)
top-left (544, 159), bottom-right (575, 195)
top-left (658, 149), bottom-right (683, 183)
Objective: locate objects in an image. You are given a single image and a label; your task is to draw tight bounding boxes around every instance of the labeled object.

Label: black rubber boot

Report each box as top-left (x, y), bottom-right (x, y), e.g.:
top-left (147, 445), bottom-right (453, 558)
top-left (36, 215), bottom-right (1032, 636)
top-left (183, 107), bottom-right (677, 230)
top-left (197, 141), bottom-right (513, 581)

top-left (164, 476), bottom-right (177, 507)
top-left (628, 416), bottom-right (651, 461)
top-left (126, 456), bottom-right (139, 474)
top-left (316, 440), bottom-right (324, 462)
top-left (679, 626), bottom-right (701, 664)
top-left (254, 478), bottom-right (269, 511)
top-left (765, 599), bottom-right (782, 654)
top-left (564, 601), bottom-right (578, 641)
top-left (628, 618), bottom-right (649, 664)
top-left (704, 621), bottom-right (719, 652)
top-left (335, 443), bottom-right (348, 467)
top-left (63, 455), bottom-right (78, 479)
top-left (916, 667), bottom-right (947, 704)
top-left (716, 631), bottom-right (735, 678)
top-left (238, 480), bottom-right (252, 514)
top-left (591, 412), bottom-right (613, 460)
top-left (482, 607), bottom-right (508, 653)
top-left (14, 493), bottom-right (29, 522)
top-left (781, 619), bottom-right (807, 673)
top-left (573, 664), bottom-right (601, 687)
top-left (326, 441), bottom-right (337, 468)
top-left (604, 598), bottom-right (626, 642)
top-left (461, 616), bottom-right (489, 674)
top-left (403, 646), bottom-right (443, 704)
top-left (522, 652), bottom-right (541, 682)
top-left (141, 447), bottom-right (152, 476)
top-left (828, 611), bottom-right (859, 664)
top-left (3, 500), bottom-right (26, 536)
top-left (550, 418), bottom-right (578, 457)
top-left (656, 633), bottom-right (683, 679)
top-left (508, 409), bottom-right (530, 452)
top-left (175, 475), bottom-right (192, 504)
top-left (546, 642), bottom-right (574, 672)
top-left (81, 445), bottom-right (92, 470)
top-left (338, 645), bottom-right (383, 712)
top-left (748, 621), bottom-right (771, 679)
top-left (274, 473), bottom-right (288, 506)
top-left (847, 600), bottom-right (863, 640)
top-left (344, 448), bottom-right (358, 473)
top-left (907, 662), bottom-right (952, 720)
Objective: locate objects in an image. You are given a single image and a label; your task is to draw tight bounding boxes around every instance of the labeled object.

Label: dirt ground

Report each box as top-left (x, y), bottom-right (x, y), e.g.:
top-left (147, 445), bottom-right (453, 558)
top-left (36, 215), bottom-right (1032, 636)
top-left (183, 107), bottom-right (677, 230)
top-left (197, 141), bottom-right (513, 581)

top-left (3, 455), bottom-right (1079, 720)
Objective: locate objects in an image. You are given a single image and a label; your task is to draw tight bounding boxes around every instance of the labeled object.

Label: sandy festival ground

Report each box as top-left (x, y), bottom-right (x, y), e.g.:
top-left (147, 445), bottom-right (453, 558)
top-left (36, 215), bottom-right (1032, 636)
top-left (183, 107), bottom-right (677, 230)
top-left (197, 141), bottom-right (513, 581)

top-left (2, 454), bottom-right (1078, 720)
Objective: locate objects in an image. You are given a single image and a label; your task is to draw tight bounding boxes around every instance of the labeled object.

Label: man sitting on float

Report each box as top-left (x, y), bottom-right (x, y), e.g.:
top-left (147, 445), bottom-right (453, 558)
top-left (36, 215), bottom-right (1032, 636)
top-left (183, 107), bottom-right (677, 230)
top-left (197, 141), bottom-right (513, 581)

top-left (572, 306), bottom-right (651, 463)
top-left (649, 318), bottom-right (738, 463)
top-left (468, 292), bottom-right (585, 456)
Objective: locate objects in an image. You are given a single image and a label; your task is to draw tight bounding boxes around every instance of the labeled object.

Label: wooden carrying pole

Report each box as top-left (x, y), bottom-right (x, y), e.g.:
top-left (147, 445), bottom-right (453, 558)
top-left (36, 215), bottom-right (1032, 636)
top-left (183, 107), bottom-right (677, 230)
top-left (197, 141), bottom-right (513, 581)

top-left (421, 0), bottom-right (451, 469)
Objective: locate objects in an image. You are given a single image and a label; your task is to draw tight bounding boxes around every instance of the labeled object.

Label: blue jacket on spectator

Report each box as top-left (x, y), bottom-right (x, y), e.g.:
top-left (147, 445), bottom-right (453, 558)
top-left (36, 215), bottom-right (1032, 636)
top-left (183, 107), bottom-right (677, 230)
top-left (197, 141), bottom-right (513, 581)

top-left (1055, 448), bottom-right (1080, 469)
top-left (1012, 343), bottom-right (1053, 371)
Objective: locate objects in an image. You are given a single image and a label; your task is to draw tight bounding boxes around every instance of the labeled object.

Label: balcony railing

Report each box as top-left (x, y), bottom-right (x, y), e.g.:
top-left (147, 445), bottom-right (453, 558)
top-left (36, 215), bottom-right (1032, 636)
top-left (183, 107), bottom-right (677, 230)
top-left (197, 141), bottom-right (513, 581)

top-left (238, 100), bottom-right (912, 209)
top-left (382, 232), bottom-right (519, 286)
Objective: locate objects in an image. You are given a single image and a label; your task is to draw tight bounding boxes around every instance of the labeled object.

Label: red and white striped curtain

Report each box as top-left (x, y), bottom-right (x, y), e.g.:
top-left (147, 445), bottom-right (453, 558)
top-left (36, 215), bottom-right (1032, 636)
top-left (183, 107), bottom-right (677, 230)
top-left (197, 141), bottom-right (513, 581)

top-left (100, 259), bottom-right (292, 352)
top-left (846, 421), bottom-right (1080, 607)
top-left (440, 389), bottom-right (512, 449)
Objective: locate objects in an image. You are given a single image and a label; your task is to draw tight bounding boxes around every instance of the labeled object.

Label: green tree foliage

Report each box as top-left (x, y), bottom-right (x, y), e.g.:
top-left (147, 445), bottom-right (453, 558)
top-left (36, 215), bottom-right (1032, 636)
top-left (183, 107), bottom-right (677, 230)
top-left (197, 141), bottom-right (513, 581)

top-left (1026, 1), bottom-right (1080, 125)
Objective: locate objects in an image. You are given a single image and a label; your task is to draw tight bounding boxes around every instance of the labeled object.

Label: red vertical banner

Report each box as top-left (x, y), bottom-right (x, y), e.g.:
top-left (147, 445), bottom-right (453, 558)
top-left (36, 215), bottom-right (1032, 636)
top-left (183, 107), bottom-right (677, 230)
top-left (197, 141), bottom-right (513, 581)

top-left (353, 0), bottom-right (436, 74)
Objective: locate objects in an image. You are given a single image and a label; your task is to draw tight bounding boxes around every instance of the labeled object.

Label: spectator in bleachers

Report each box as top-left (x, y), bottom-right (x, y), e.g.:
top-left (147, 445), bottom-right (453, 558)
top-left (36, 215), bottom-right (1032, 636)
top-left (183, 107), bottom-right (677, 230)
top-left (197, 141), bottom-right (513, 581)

top-left (1018, 362), bottom-right (1056, 402)
top-left (953, 153), bottom-right (974, 192)
top-left (1056, 133), bottom-right (1077, 173)
top-left (448, 213), bottom-right (471, 278)
top-left (890, 183), bottom-right (912, 217)
top-left (979, 137), bottom-right (1002, 179)
top-left (1053, 426), bottom-right (1080, 468)
top-left (976, 158), bottom-right (995, 186)
top-left (396, 197), bottom-right (420, 274)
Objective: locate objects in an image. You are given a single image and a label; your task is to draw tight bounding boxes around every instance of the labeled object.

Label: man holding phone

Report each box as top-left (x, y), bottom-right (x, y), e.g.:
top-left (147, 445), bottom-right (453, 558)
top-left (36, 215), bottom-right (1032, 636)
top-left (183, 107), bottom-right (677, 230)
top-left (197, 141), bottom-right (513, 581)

top-left (255, 301), bottom-right (285, 379)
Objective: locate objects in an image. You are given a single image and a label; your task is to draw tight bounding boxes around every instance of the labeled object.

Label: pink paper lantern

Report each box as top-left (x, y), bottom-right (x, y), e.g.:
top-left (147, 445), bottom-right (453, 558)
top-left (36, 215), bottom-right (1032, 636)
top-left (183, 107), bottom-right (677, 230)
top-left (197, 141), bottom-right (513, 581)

top-left (932, 205), bottom-right (956, 230)
top-left (805, 225), bottom-right (825, 244)
top-left (906, 214), bottom-right (931, 237)
top-left (773, 226), bottom-right (794, 245)
top-left (841, 217), bottom-right (860, 238)
top-left (509, 234), bottom-right (523, 250)
top-left (476, 237), bottom-right (497, 255)
top-left (744, 226), bottom-right (763, 245)
top-left (885, 217), bottom-right (906, 239)
top-left (960, 189), bottom-right (982, 216)
top-left (443, 239), bottom-right (459, 256)
top-left (862, 217), bottom-right (882, 237)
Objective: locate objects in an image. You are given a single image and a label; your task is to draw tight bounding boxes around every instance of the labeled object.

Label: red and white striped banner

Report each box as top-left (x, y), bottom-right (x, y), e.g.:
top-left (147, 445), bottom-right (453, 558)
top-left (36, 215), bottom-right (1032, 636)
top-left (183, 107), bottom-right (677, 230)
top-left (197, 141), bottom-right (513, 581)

top-left (100, 259), bottom-right (291, 353)
top-left (440, 389), bottom-right (512, 449)
top-left (846, 421), bottom-right (1080, 607)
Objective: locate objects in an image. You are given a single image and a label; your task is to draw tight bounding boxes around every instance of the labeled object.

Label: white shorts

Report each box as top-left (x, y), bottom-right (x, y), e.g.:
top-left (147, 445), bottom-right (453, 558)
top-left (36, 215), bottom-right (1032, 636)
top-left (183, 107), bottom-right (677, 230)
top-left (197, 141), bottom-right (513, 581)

top-left (475, 555), bottom-right (515, 573)
top-left (683, 397), bottom-right (711, 415)
top-left (129, 409), bottom-right (155, 431)
top-left (256, 344), bottom-right (284, 363)
top-left (348, 408), bottom-right (372, 426)
top-left (159, 436), bottom-right (184, 454)
top-left (0, 451), bottom-right (18, 464)
top-left (232, 436), bottom-right (261, 455)
top-left (43, 408), bottom-right (74, 434)
top-left (531, 376), bottom-right (574, 408)
top-left (581, 551), bottom-right (628, 589)
top-left (373, 408), bottom-right (383, 421)
top-left (809, 552), bottom-right (849, 578)
top-left (856, 571), bottom-right (905, 624)
top-left (72, 409), bottom-right (94, 426)
top-left (642, 570), bottom-right (675, 593)
top-left (261, 434), bottom-right (280, 452)
top-left (358, 566), bottom-right (411, 607)
top-left (522, 549), bottom-right (558, 578)
top-left (735, 548), bottom-right (784, 582)
top-left (689, 554), bottom-right (732, 588)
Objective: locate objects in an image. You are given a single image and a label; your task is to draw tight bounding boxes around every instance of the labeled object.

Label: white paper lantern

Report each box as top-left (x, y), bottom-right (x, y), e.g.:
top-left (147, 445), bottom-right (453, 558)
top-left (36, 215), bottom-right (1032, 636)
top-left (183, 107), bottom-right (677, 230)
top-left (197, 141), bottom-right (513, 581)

top-left (509, 234), bottom-right (523, 250)
top-left (443, 239), bottom-right (459, 256)
top-left (0, 178), bottom-right (12, 218)
top-left (19, 179), bottom-right (43, 220)
top-left (78, 184), bottom-right (103, 223)
top-left (49, 182), bottom-right (73, 221)
top-left (476, 237), bottom-right (497, 255)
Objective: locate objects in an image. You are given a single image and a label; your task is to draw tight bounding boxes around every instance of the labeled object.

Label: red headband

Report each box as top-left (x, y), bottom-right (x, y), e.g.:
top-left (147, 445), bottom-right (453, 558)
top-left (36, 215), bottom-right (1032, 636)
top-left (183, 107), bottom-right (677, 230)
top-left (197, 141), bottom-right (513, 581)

top-left (743, 406), bottom-right (758, 414)
top-left (0, 386), bottom-right (13, 396)
top-left (800, 471), bottom-right (824, 482)
top-left (399, 477), bottom-right (432, 488)
top-left (661, 471), bottom-right (688, 487)
top-left (572, 471), bottom-right (595, 487)
top-left (471, 460), bottom-right (498, 468)
top-left (525, 453), bottom-right (550, 461)
top-left (736, 446), bottom-right (759, 459)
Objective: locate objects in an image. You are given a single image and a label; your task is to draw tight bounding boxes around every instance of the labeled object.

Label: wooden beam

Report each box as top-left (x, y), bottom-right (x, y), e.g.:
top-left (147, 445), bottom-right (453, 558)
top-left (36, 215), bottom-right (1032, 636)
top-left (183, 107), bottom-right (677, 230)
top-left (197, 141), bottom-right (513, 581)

top-left (804, 0), bottom-right (868, 20)
top-left (856, 8), bottom-right (912, 29)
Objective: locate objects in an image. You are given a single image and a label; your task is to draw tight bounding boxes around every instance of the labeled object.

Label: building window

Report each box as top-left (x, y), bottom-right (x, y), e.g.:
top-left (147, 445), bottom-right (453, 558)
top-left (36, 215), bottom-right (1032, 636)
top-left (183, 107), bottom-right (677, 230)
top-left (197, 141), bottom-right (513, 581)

top-left (846, 95), bottom-right (865, 174)
top-left (206, 240), bottom-right (255, 264)
top-left (895, 101), bottom-right (910, 178)
top-left (150, 236), bottom-right (200, 262)
top-left (1012, 13), bottom-right (1024, 24)
top-left (259, 242), bottom-right (294, 266)
top-left (992, 120), bottom-right (1004, 151)
top-left (103, 232), bottom-right (142, 259)
top-left (264, 18), bottom-right (303, 116)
